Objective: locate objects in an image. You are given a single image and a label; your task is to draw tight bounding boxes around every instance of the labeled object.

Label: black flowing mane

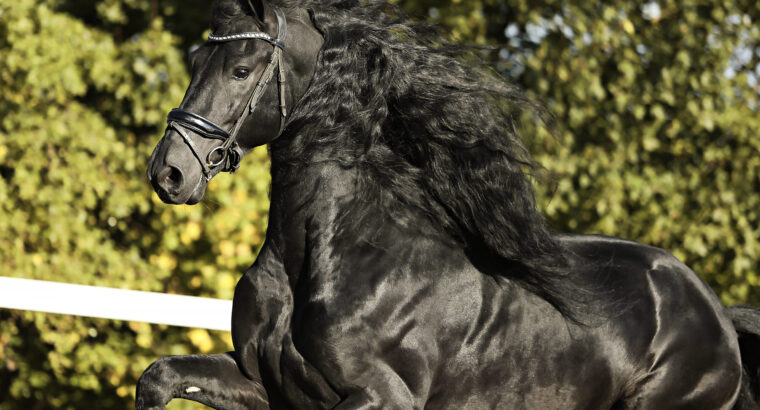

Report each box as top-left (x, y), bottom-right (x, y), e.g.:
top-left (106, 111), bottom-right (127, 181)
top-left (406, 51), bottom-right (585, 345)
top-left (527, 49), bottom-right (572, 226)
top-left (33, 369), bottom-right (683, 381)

top-left (214, 0), bottom-right (590, 319)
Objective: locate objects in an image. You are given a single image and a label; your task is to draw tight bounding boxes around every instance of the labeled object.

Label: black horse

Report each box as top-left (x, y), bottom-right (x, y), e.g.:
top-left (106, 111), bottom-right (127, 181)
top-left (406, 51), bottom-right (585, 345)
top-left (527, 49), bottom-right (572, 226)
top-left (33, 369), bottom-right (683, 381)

top-left (140, 0), bottom-right (760, 408)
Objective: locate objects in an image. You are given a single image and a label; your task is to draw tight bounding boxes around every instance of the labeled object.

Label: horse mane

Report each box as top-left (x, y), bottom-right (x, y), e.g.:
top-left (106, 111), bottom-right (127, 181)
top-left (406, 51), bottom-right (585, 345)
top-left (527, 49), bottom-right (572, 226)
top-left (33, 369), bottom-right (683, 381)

top-left (212, 0), bottom-right (595, 321)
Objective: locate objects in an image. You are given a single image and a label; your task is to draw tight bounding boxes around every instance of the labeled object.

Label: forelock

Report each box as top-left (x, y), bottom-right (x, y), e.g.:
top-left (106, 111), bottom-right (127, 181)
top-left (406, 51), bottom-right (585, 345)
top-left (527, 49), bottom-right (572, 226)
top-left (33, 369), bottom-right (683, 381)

top-left (211, 0), bottom-right (250, 31)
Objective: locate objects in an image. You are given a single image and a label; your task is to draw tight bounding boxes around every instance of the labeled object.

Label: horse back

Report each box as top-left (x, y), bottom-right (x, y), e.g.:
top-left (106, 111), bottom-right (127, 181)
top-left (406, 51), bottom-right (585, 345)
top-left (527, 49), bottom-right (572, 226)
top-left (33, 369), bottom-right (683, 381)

top-left (556, 234), bottom-right (742, 408)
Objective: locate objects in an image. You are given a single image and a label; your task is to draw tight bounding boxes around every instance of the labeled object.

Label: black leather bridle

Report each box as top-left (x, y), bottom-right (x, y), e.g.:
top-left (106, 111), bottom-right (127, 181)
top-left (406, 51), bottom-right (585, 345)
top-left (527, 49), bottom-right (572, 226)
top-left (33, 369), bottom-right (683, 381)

top-left (165, 5), bottom-right (288, 182)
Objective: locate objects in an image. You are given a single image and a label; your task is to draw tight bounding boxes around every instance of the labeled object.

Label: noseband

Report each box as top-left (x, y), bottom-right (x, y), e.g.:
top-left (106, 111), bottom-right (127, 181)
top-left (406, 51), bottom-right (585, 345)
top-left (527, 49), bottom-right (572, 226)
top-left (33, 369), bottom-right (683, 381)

top-left (165, 6), bottom-right (288, 182)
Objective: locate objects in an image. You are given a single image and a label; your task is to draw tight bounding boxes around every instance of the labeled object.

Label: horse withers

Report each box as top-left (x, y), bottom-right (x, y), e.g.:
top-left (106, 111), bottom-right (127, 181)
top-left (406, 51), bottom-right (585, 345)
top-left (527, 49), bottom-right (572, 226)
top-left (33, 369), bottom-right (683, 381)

top-left (140, 0), bottom-right (760, 408)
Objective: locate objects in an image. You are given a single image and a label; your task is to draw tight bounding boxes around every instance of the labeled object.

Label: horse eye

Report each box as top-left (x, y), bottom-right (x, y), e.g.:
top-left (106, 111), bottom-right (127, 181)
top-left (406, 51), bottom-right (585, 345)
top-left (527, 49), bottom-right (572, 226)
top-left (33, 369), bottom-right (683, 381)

top-left (233, 67), bottom-right (250, 80)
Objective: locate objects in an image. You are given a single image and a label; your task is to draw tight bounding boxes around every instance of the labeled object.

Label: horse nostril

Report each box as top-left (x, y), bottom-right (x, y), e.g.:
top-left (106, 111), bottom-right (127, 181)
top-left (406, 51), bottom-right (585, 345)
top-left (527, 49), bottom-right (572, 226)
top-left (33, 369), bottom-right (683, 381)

top-left (167, 167), bottom-right (183, 186)
top-left (157, 166), bottom-right (184, 192)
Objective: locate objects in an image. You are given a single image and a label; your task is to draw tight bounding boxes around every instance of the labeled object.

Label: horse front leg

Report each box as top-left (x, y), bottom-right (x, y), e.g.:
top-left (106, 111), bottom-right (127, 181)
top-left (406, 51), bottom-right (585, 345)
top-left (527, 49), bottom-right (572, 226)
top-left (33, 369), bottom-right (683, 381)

top-left (136, 352), bottom-right (268, 410)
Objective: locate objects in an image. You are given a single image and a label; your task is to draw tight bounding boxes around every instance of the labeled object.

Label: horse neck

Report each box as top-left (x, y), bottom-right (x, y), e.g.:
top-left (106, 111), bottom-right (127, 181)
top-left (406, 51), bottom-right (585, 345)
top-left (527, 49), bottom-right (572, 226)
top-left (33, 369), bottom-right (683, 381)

top-left (266, 144), bottom-right (361, 269)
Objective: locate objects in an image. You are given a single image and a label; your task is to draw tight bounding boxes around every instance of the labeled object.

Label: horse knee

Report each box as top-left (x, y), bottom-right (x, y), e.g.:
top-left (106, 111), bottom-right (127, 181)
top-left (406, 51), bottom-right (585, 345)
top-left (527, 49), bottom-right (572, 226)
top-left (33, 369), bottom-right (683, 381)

top-left (136, 357), bottom-right (178, 410)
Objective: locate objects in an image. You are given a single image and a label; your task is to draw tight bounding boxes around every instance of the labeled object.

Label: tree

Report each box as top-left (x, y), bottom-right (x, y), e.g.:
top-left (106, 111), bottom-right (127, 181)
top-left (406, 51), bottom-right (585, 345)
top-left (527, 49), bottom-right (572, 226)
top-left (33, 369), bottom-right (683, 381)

top-left (0, 1), bottom-right (268, 408)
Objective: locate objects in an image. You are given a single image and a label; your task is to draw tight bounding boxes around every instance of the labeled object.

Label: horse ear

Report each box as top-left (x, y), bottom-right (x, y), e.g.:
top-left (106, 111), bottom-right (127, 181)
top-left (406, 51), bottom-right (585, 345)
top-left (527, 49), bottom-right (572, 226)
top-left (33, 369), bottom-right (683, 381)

top-left (245, 0), bottom-right (266, 23)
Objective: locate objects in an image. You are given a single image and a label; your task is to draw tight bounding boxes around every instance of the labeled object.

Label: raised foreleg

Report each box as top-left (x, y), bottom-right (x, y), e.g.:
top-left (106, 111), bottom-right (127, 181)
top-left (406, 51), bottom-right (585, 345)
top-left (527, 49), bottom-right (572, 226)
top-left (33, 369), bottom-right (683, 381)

top-left (136, 352), bottom-right (268, 410)
top-left (231, 246), bottom-right (341, 408)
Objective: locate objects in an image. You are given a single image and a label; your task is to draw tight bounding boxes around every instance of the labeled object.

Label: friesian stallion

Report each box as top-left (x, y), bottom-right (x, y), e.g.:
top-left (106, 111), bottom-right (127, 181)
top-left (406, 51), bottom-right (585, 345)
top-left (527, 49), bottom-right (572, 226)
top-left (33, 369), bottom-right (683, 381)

top-left (140, 0), bottom-right (760, 408)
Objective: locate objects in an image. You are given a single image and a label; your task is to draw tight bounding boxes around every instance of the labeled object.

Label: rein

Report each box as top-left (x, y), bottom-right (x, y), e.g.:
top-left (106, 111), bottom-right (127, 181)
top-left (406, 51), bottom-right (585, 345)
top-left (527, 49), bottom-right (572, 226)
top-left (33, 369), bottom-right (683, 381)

top-left (165, 5), bottom-right (288, 182)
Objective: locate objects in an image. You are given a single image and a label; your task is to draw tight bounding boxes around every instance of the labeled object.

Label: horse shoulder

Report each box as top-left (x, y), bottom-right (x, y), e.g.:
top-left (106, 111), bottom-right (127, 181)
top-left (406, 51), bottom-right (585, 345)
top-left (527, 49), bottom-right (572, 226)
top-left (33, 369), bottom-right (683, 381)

top-left (295, 213), bottom-right (480, 404)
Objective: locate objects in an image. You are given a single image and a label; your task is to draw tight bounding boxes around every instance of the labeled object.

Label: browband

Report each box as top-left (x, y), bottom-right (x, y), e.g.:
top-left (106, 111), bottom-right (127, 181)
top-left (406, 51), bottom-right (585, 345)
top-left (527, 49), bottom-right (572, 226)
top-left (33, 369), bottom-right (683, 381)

top-left (207, 6), bottom-right (288, 48)
top-left (208, 32), bottom-right (284, 49)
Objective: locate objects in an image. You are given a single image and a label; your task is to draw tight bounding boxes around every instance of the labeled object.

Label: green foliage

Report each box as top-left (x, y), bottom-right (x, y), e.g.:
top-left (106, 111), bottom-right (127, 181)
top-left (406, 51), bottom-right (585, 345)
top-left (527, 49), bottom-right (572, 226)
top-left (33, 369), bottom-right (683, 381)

top-left (517, 1), bottom-right (760, 307)
top-left (0, 0), bottom-right (267, 408)
top-left (0, 0), bottom-right (758, 408)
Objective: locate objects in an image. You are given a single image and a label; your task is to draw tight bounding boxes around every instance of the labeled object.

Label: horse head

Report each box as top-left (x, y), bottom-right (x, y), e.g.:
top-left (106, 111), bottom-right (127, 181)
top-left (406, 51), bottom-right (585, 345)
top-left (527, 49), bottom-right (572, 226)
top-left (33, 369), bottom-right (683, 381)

top-left (147, 0), bottom-right (323, 204)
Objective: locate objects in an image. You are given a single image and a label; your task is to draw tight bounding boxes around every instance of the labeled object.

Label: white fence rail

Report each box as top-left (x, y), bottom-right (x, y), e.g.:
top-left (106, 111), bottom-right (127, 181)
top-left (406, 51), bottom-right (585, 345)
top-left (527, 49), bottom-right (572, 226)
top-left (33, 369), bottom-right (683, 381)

top-left (0, 277), bottom-right (232, 331)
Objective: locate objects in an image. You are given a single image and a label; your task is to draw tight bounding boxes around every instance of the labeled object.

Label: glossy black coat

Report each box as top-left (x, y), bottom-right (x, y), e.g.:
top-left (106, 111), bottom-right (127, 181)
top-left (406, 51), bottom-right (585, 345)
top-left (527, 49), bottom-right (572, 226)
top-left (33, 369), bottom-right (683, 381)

top-left (229, 161), bottom-right (743, 409)
top-left (139, 1), bottom-right (760, 409)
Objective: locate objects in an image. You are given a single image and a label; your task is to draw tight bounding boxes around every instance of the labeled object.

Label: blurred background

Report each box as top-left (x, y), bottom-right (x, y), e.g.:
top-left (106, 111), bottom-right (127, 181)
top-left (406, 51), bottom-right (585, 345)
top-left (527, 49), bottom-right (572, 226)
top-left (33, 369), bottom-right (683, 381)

top-left (0, 0), bottom-right (758, 408)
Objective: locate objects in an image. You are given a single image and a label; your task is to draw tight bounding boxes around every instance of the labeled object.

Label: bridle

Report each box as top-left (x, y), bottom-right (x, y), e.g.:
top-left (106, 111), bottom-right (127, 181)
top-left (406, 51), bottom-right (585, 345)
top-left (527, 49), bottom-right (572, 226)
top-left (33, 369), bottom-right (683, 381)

top-left (164, 5), bottom-right (288, 182)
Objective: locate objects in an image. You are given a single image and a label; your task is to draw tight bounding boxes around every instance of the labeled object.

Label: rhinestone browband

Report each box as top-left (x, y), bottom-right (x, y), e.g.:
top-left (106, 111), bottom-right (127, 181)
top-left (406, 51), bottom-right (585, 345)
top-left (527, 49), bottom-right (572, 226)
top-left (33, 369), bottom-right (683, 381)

top-left (208, 32), bottom-right (284, 48)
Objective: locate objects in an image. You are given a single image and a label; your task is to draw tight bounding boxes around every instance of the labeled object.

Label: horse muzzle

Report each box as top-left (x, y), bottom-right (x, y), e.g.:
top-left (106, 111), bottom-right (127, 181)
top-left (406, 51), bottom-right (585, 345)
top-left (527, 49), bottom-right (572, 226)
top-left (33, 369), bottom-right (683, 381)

top-left (147, 130), bottom-right (209, 205)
